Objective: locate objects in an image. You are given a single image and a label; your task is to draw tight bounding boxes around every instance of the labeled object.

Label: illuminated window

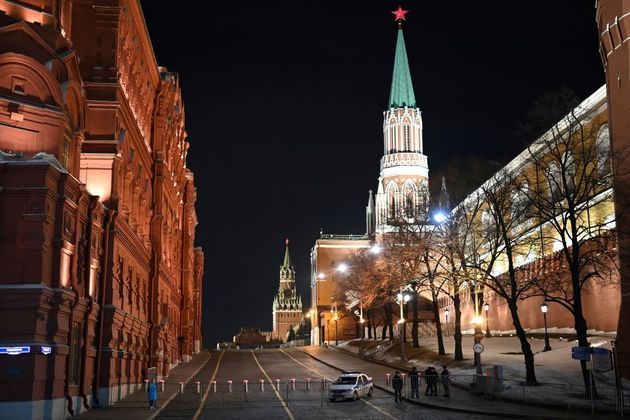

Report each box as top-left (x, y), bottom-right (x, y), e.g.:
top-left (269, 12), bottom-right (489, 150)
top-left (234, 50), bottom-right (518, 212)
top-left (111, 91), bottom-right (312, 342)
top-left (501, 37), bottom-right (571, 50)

top-left (403, 125), bottom-right (410, 151)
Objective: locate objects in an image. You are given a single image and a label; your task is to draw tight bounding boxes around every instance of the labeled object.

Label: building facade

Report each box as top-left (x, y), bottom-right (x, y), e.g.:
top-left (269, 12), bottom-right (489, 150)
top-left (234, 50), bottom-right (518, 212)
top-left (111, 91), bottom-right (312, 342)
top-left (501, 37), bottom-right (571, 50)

top-left (0, 1), bottom-right (204, 418)
top-left (272, 241), bottom-right (302, 341)
top-left (312, 9), bottom-right (623, 348)
top-left (596, 0), bottom-right (630, 378)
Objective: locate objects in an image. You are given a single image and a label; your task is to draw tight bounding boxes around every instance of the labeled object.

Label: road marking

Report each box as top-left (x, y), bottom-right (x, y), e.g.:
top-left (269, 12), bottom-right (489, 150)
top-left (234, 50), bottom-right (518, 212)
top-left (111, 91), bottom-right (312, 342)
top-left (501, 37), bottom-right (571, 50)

top-left (279, 349), bottom-right (397, 420)
top-left (251, 350), bottom-right (296, 420)
top-left (192, 350), bottom-right (225, 420)
top-left (150, 352), bottom-right (214, 420)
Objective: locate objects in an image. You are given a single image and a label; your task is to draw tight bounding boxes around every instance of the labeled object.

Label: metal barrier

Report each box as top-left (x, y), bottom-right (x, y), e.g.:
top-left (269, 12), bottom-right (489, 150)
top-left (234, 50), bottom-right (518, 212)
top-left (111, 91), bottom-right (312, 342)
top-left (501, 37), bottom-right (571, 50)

top-left (163, 376), bottom-right (629, 415)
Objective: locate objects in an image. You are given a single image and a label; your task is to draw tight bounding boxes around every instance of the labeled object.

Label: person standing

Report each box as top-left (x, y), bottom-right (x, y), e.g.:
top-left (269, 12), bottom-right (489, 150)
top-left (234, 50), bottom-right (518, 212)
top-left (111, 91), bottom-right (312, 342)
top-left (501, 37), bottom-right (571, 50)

top-left (409, 367), bottom-right (420, 398)
top-left (392, 371), bottom-right (403, 402)
top-left (423, 367), bottom-right (433, 395)
top-left (441, 365), bottom-right (451, 397)
top-left (147, 379), bottom-right (158, 410)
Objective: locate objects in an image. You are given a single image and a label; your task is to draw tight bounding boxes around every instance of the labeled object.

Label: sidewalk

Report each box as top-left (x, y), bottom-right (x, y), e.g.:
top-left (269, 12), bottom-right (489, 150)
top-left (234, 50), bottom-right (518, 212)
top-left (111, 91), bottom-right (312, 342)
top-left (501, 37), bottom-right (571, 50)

top-left (298, 345), bottom-right (609, 419)
top-left (76, 351), bottom-right (211, 420)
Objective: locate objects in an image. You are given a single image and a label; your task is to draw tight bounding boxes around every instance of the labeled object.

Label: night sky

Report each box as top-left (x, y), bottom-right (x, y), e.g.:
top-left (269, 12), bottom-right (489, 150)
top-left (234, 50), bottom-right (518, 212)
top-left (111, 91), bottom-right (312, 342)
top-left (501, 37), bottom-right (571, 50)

top-left (139, 1), bottom-right (604, 347)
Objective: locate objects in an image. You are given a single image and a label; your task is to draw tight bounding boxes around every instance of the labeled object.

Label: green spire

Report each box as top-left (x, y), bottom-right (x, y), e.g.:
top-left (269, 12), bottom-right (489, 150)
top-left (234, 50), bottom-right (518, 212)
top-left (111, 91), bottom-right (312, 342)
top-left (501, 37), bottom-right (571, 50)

top-left (388, 27), bottom-right (416, 109)
top-left (282, 239), bottom-right (291, 267)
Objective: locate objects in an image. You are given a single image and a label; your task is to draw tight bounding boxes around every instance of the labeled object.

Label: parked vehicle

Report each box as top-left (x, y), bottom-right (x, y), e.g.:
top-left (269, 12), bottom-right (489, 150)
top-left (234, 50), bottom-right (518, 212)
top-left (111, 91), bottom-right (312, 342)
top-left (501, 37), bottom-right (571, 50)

top-left (328, 372), bottom-right (373, 401)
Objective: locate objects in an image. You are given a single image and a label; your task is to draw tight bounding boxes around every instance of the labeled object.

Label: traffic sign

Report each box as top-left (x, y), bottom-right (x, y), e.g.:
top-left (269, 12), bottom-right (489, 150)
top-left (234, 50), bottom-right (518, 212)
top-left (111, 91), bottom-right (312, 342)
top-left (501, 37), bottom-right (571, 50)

top-left (474, 331), bottom-right (484, 341)
top-left (585, 361), bottom-right (593, 371)
top-left (473, 343), bottom-right (484, 354)
top-left (571, 346), bottom-right (591, 361)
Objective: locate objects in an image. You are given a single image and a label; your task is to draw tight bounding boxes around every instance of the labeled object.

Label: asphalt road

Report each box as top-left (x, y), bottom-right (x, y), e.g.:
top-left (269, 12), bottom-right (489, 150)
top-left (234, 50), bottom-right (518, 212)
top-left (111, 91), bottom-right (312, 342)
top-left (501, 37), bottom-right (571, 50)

top-left (157, 349), bottom-right (488, 419)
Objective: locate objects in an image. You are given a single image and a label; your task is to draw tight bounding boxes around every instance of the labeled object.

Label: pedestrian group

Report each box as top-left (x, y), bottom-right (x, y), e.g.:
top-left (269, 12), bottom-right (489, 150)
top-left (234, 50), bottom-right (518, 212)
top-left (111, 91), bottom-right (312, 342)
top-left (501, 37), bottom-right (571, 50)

top-left (392, 365), bottom-right (450, 402)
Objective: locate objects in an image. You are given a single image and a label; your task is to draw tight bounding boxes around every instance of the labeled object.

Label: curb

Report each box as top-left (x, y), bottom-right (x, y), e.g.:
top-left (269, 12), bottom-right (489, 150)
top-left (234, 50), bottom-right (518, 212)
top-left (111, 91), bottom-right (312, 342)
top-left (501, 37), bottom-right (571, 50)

top-left (296, 348), bottom-right (562, 419)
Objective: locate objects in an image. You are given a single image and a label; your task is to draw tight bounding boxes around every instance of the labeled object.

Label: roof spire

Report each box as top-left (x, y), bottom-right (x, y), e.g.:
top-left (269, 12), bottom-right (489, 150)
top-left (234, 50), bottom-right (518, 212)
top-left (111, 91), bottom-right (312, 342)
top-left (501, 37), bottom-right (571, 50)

top-left (388, 7), bottom-right (416, 109)
top-left (282, 238), bottom-right (292, 267)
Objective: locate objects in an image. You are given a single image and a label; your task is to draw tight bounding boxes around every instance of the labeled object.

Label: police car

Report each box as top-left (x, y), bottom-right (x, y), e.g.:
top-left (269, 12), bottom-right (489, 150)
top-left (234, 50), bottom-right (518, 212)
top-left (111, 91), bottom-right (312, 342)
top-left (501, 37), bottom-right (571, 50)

top-left (328, 372), bottom-right (373, 401)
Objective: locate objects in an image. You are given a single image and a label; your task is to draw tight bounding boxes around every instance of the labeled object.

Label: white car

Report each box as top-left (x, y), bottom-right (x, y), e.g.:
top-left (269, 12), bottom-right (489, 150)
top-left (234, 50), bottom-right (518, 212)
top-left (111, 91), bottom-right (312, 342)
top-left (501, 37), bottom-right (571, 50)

top-left (328, 372), bottom-right (373, 401)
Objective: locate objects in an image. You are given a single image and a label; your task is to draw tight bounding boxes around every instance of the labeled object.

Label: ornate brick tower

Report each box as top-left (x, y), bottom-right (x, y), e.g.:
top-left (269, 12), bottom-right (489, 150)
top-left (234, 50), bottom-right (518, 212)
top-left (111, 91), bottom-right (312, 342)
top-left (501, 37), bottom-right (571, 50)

top-left (596, 0), bottom-right (630, 378)
top-left (272, 240), bottom-right (302, 341)
top-left (375, 9), bottom-right (429, 233)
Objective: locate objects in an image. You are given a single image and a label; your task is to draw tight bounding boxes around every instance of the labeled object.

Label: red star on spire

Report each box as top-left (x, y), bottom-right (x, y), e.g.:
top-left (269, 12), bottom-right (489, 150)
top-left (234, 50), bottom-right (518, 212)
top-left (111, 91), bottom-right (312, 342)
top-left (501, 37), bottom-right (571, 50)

top-left (285, 238), bottom-right (290, 246)
top-left (392, 6), bottom-right (409, 23)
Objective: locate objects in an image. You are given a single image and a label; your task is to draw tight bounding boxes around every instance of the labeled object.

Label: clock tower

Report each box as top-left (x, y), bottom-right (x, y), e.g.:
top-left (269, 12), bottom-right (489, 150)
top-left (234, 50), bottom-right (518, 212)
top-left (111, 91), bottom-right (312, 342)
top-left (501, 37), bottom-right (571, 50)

top-left (272, 240), bottom-right (303, 341)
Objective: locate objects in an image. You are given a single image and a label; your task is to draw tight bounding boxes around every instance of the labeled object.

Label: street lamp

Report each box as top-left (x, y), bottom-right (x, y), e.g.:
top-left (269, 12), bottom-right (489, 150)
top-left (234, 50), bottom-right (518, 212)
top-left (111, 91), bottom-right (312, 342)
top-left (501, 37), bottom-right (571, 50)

top-left (396, 287), bottom-right (411, 363)
top-left (473, 316), bottom-right (483, 375)
top-left (540, 302), bottom-right (551, 351)
top-left (332, 308), bottom-right (339, 346)
top-left (483, 303), bottom-right (491, 338)
top-left (444, 308), bottom-right (450, 337)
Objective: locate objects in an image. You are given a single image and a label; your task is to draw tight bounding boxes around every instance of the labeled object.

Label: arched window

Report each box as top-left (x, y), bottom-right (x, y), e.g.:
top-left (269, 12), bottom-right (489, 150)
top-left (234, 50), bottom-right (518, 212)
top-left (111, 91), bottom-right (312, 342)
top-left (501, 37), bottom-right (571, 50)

top-left (563, 152), bottom-right (577, 194)
top-left (403, 125), bottom-right (410, 151)
top-left (481, 209), bottom-right (492, 232)
top-left (596, 124), bottom-right (610, 174)
top-left (547, 163), bottom-right (561, 202)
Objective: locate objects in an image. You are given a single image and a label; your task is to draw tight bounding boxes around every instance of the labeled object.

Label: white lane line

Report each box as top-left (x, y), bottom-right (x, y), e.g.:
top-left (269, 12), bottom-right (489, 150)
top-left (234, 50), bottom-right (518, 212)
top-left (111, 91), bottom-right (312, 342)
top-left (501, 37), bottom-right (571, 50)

top-left (279, 349), bottom-right (397, 420)
top-left (150, 352), bottom-right (215, 420)
top-left (192, 350), bottom-right (225, 420)
top-left (251, 350), bottom-right (296, 420)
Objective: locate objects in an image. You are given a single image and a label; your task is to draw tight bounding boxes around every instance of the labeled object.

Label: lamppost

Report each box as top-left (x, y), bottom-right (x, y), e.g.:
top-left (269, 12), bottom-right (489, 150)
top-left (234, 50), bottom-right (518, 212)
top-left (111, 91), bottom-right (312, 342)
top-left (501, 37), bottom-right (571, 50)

top-left (444, 308), bottom-right (450, 336)
top-left (483, 303), bottom-right (491, 338)
top-left (541, 302), bottom-right (551, 351)
top-left (472, 277), bottom-right (483, 375)
top-left (473, 315), bottom-right (483, 375)
top-left (332, 308), bottom-right (339, 346)
top-left (396, 287), bottom-right (411, 363)
top-left (319, 311), bottom-right (325, 346)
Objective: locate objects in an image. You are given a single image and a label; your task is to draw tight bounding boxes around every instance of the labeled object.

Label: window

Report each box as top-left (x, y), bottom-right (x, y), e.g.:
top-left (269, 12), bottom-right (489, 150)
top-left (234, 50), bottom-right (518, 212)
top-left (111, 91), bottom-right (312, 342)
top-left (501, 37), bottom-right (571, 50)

top-left (68, 322), bottom-right (82, 385)
top-left (596, 125), bottom-right (610, 174)
top-left (547, 163), bottom-right (561, 202)
top-left (403, 125), bottom-right (410, 151)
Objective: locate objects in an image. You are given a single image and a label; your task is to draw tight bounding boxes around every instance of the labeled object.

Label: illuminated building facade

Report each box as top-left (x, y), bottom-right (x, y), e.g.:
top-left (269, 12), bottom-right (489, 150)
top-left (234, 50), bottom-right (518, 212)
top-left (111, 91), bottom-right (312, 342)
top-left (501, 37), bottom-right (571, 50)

top-left (0, 0), bottom-right (204, 417)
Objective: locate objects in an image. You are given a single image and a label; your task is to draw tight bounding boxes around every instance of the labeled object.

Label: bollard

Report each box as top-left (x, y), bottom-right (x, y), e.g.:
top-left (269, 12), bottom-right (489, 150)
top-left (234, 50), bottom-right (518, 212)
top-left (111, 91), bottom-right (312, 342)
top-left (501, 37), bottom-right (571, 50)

top-left (260, 379), bottom-right (265, 392)
top-left (306, 378), bottom-right (311, 390)
top-left (159, 380), bottom-right (165, 392)
top-left (291, 378), bottom-right (296, 391)
top-left (196, 381), bottom-right (201, 394)
top-left (144, 379), bottom-right (149, 391)
top-left (228, 380), bottom-right (232, 393)
top-left (211, 380), bottom-right (217, 393)
top-left (386, 373), bottom-right (391, 386)
top-left (179, 382), bottom-right (184, 394)
top-left (276, 379), bottom-right (280, 389)
top-left (244, 379), bottom-right (249, 392)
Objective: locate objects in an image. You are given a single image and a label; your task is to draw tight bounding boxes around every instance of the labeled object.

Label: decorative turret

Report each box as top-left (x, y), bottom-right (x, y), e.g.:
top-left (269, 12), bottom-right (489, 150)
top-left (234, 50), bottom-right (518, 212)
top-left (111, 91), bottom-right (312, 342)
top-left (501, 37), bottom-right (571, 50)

top-left (366, 190), bottom-right (375, 236)
top-left (374, 7), bottom-right (430, 232)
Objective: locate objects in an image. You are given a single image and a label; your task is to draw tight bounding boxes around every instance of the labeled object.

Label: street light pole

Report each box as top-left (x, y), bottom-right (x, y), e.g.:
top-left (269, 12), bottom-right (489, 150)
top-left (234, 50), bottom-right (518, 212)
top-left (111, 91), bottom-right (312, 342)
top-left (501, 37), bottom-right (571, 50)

top-left (445, 308), bottom-right (450, 337)
top-left (396, 287), bottom-right (410, 364)
top-left (473, 279), bottom-right (483, 376)
top-left (483, 303), bottom-right (490, 338)
top-left (541, 303), bottom-right (551, 351)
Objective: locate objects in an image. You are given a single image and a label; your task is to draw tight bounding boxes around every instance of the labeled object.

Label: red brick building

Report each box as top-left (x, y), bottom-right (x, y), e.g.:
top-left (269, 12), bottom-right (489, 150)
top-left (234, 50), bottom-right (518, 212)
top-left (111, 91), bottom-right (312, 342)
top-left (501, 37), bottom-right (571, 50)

top-left (0, 0), bottom-right (204, 417)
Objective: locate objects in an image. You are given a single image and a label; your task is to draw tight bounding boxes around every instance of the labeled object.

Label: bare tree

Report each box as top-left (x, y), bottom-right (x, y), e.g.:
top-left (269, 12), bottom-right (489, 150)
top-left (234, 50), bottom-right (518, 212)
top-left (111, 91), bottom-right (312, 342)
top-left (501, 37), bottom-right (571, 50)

top-left (520, 89), bottom-right (618, 393)
top-left (433, 198), bottom-right (480, 361)
top-left (462, 171), bottom-right (540, 384)
top-left (380, 207), bottom-right (435, 348)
